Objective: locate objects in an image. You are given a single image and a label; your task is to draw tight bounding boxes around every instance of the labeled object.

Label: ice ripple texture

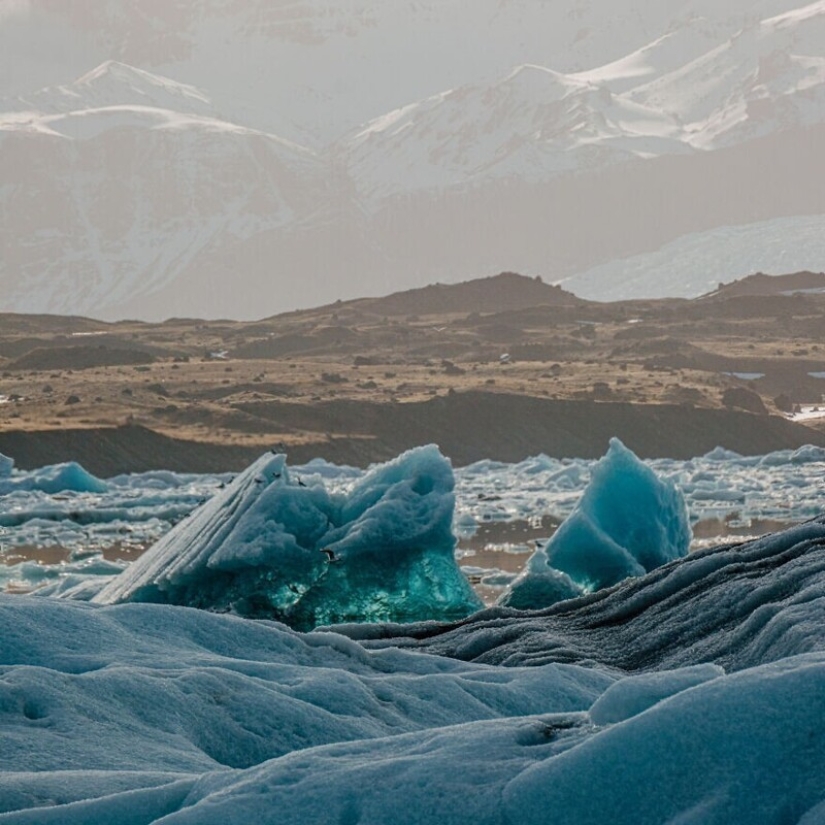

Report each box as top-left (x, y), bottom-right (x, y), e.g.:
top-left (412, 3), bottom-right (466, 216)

top-left (360, 518), bottom-right (825, 673)
top-left (3, 516), bottom-right (825, 822)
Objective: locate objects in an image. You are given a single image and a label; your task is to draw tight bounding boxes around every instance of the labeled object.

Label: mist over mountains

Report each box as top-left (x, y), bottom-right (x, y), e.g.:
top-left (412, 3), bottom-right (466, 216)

top-left (1, 0), bottom-right (824, 320)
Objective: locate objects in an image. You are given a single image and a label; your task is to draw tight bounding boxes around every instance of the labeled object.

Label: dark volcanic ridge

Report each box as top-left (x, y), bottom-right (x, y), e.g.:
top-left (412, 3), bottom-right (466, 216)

top-left (1, 393), bottom-right (824, 476)
top-left (4, 270), bottom-right (825, 473)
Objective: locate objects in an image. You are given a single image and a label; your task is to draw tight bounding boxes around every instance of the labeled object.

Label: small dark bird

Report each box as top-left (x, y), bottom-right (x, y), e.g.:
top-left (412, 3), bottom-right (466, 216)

top-left (297, 477), bottom-right (307, 487)
top-left (320, 547), bottom-right (341, 564)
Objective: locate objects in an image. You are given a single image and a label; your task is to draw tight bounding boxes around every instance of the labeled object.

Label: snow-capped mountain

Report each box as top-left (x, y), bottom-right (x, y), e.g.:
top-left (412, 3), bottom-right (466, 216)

top-left (0, 0), bottom-right (824, 320)
top-left (0, 64), bottom-right (336, 320)
top-left (341, 65), bottom-right (689, 202)
top-left (629, 0), bottom-right (825, 147)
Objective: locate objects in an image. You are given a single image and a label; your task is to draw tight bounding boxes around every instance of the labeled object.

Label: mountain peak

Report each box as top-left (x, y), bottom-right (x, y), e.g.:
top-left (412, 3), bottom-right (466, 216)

top-left (72, 61), bottom-right (213, 110)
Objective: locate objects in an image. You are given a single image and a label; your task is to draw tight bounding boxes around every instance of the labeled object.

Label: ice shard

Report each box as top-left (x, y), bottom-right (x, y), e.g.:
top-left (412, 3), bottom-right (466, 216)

top-left (93, 446), bottom-right (482, 629)
top-left (541, 438), bottom-right (690, 592)
top-left (498, 438), bottom-right (691, 609)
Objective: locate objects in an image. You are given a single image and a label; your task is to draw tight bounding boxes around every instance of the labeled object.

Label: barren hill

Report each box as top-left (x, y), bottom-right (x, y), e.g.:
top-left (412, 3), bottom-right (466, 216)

top-left (3, 271), bottom-right (825, 472)
top-left (352, 273), bottom-right (583, 317)
top-left (705, 271), bottom-right (825, 299)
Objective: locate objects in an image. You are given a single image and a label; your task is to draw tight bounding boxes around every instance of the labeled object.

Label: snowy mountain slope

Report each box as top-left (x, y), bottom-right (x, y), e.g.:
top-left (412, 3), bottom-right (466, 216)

top-left (570, 20), bottom-right (730, 93)
top-left (0, 65), bottom-right (330, 320)
top-left (341, 64), bottom-right (689, 202)
top-left (0, 0), bottom-right (808, 145)
top-left (629, 0), bottom-right (825, 147)
top-left (340, 0), bottom-right (825, 202)
top-left (1, 0), bottom-right (824, 319)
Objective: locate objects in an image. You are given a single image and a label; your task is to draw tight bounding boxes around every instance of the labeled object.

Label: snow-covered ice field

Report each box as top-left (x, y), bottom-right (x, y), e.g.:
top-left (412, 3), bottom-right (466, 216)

top-left (2, 443), bottom-right (825, 822)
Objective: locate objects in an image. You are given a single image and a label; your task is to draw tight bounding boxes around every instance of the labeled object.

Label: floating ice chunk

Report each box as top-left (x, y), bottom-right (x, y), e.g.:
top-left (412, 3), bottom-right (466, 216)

top-left (493, 440), bottom-right (691, 609)
top-left (93, 446), bottom-right (482, 629)
top-left (0, 461), bottom-right (108, 495)
top-left (497, 546), bottom-right (583, 609)
top-left (0, 452), bottom-right (13, 477)
top-left (588, 664), bottom-right (724, 725)
top-left (544, 438), bottom-right (691, 592)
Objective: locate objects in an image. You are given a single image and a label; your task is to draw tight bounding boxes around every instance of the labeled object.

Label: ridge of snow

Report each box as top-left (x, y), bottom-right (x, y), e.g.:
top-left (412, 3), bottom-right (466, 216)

top-left (342, 63), bottom-right (687, 201)
top-left (3, 60), bottom-right (216, 120)
top-left (0, 104), bottom-right (315, 155)
top-left (627, 2), bottom-right (825, 148)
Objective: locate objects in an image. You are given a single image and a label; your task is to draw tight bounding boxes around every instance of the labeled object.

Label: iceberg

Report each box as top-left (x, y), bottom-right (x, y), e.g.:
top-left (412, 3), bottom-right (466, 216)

top-left (497, 545), bottom-right (584, 609)
top-left (93, 445), bottom-right (482, 629)
top-left (496, 438), bottom-right (691, 609)
top-left (0, 459), bottom-right (108, 495)
top-left (0, 452), bottom-right (13, 477)
top-left (545, 438), bottom-right (691, 591)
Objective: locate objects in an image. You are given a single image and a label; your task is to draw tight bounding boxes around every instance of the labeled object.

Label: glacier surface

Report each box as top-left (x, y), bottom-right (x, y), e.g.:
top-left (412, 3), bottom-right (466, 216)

top-left (3, 514), bottom-right (825, 822)
top-left (1, 446), bottom-right (825, 820)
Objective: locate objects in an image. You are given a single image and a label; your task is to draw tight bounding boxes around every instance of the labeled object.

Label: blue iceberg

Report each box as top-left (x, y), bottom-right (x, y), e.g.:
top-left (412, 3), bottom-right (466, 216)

top-left (93, 445), bottom-right (482, 629)
top-left (499, 439), bottom-right (691, 608)
top-left (0, 452), bottom-right (13, 478)
top-left (497, 545), bottom-right (584, 609)
top-left (0, 457), bottom-right (108, 495)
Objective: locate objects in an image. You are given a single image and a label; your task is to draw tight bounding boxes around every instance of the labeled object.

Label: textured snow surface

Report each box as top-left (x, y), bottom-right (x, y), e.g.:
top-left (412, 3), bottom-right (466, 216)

top-left (4, 517), bottom-right (825, 822)
top-left (92, 446), bottom-right (482, 628)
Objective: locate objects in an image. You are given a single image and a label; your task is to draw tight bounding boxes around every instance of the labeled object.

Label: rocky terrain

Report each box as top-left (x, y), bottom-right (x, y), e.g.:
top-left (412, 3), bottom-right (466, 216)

top-left (2, 271), bottom-right (825, 473)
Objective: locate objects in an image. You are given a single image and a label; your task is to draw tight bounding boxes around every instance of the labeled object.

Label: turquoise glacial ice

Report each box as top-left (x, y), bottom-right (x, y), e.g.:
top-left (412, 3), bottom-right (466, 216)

top-left (500, 438), bottom-right (691, 608)
top-left (93, 445), bottom-right (482, 629)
